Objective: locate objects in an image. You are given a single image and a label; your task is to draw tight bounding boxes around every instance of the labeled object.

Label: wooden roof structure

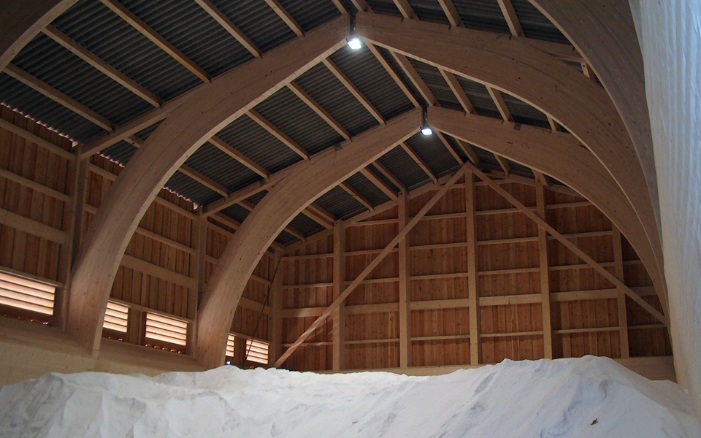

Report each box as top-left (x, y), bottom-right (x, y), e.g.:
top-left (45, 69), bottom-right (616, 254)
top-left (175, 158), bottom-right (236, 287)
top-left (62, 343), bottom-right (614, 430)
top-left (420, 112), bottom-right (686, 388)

top-left (0, 0), bottom-right (666, 370)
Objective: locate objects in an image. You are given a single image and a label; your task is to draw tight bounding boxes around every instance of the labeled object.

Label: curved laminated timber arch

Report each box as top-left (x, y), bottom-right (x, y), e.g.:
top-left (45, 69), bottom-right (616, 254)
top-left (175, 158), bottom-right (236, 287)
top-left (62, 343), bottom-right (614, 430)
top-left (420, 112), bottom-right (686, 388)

top-left (0, 0), bottom-right (679, 394)
top-left (427, 107), bottom-right (666, 322)
top-left (67, 16), bottom-right (349, 354)
top-left (196, 110), bottom-right (420, 368)
top-left (353, 11), bottom-right (666, 311)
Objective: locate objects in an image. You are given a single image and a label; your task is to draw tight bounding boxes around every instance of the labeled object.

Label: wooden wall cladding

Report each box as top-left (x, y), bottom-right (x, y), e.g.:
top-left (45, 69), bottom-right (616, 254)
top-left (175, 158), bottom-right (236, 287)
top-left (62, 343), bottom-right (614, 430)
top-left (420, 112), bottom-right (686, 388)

top-left (0, 107), bottom-right (72, 287)
top-left (278, 175), bottom-right (671, 372)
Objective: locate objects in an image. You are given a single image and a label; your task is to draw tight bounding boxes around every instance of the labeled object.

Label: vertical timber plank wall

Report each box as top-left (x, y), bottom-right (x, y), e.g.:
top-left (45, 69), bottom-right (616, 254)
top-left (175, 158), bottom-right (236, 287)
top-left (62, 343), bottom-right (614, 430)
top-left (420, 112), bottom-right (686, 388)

top-left (0, 107), bottom-right (73, 324)
top-left (279, 178), bottom-right (671, 371)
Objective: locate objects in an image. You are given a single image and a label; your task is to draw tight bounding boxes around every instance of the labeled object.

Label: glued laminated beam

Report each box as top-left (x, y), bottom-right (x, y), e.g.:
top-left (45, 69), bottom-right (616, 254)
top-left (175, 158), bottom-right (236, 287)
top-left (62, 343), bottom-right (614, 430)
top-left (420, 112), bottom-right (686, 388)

top-left (355, 12), bottom-right (664, 314)
top-left (529, 0), bottom-right (663, 302)
top-left (428, 107), bottom-right (666, 308)
top-left (65, 16), bottom-right (349, 354)
top-left (196, 109), bottom-right (420, 368)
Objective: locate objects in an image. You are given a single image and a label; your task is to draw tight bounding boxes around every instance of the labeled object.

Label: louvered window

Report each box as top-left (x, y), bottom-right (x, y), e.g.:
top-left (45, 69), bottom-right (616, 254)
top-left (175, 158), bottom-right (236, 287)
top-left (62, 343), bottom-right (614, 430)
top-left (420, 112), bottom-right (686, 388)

top-left (145, 312), bottom-right (187, 346)
top-left (103, 301), bottom-right (128, 333)
top-left (226, 334), bottom-right (236, 358)
top-left (245, 338), bottom-right (269, 364)
top-left (0, 271), bottom-right (54, 315)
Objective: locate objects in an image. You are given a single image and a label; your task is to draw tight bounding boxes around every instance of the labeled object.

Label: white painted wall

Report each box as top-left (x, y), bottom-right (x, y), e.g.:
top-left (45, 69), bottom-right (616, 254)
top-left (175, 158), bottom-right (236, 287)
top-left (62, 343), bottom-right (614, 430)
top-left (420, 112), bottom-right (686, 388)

top-left (630, 0), bottom-right (701, 419)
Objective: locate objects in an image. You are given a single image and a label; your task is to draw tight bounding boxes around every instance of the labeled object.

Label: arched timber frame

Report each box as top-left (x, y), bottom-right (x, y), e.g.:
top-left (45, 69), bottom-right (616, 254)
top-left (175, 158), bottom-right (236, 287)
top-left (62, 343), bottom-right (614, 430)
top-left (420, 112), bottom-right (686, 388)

top-left (427, 107), bottom-right (666, 311)
top-left (66, 16), bottom-right (349, 354)
top-left (353, 12), bottom-right (666, 311)
top-left (196, 110), bottom-right (420, 368)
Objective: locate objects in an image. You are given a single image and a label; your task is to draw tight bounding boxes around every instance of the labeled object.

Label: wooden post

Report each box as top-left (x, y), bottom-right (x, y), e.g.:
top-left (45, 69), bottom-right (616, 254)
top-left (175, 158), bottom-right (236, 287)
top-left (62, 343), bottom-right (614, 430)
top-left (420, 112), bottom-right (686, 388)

top-left (612, 227), bottom-right (630, 358)
top-left (465, 170), bottom-right (481, 365)
top-left (187, 212), bottom-right (206, 356)
top-left (536, 182), bottom-right (553, 359)
top-left (332, 221), bottom-right (346, 371)
top-left (269, 249), bottom-right (284, 366)
top-left (398, 192), bottom-right (411, 368)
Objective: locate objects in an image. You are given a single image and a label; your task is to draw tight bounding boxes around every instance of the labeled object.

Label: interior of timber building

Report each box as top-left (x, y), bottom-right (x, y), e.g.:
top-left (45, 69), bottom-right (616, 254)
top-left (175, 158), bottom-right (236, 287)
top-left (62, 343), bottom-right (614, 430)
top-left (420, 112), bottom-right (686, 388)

top-left (1, 0), bottom-right (700, 420)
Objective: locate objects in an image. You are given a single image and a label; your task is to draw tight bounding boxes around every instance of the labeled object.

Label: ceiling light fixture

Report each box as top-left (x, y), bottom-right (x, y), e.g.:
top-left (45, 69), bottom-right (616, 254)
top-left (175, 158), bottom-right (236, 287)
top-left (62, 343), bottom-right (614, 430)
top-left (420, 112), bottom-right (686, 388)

top-left (347, 37), bottom-right (362, 50)
top-left (421, 106), bottom-right (433, 136)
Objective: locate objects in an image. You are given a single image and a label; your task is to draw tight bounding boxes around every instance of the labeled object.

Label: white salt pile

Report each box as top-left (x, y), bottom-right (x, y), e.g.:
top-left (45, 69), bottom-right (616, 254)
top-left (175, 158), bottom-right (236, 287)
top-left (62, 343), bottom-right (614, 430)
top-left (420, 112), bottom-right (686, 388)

top-left (1, 356), bottom-right (698, 437)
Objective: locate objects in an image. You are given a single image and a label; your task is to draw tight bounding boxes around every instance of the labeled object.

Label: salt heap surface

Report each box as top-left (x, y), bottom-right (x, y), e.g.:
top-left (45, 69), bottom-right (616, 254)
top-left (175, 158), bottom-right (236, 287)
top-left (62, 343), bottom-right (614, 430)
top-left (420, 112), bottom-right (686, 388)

top-left (0, 356), bottom-right (698, 437)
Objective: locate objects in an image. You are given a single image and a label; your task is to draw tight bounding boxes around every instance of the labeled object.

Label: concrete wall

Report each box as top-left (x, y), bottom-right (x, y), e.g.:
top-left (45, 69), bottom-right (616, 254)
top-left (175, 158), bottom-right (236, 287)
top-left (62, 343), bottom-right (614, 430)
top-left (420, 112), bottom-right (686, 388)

top-left (630, 0), bottom-right (701, 418)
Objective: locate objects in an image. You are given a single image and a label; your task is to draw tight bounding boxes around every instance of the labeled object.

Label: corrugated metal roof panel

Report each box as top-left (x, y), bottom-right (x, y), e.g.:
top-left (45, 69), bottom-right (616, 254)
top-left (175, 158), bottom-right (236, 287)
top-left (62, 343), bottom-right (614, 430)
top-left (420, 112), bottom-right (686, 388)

top-left (119, 0), bottom-right (253, 77)
top-left (209, 0), bottom-right (296, 53)
top-left (217, 115), bottom-right (301, 175)
top-left (221, 204), bottom-right (249, 223)
top-left (329, 45), bottom-right (414, 121)
top-left (506, 158), bottom-right (535, 179)
top-left (409, 59), bottom-right (463, 111)
top-left (452, 0), bottom-right (511, 34)
top-left (366, 0), bottom-right (401, 15)
top-left (295, 63), bottom-right (379, 138)
top-left (441, 134), bottom-right (469, 163)
top-left (406, 133), bottom-right (460, 178)
top-left (253, 87), bottom-right (343, 156)
top-left (134, 120), bottom-right (163, 140)
top-left (276, 231), bottom-right (298, 245)
top-left (53, 0), bottom-right (201, 101)
top-left (289, 213), bottom-right (325, 237)
top-left (510, 0), bottom-right (569, 43)
top-left (0, 74), bottom-right (104, 142)
top-left (277, 0), bottom-right (341, 32)
top-left (378, 145), bottom-right (431, 190)
top-left (473, 146), bottom-right (501, 168)
top-left (456, 77), bottom-right (502, 119)
top-left (100, 140), bottom-right (137, 165)
top-left (165, 171), bottom-right (221, 207)
top-left (245, 190), bottom-right (268, 206)
top-left (12, 34), bottom-right (152, 126)
top-left (366, 164), bottom-right (400, 193)
top-left (345, 172), bottom-right (390, 207)
top-left (501, 93), bottom-right (550, 128)
top-left (315, 186), bottom-right (365, 220)
top-left (409, 0), bottom-right (451, 24)
top-left (377, 46), bottom-right (427, 108)
top-left (185, 142), bottom-right (262, 192)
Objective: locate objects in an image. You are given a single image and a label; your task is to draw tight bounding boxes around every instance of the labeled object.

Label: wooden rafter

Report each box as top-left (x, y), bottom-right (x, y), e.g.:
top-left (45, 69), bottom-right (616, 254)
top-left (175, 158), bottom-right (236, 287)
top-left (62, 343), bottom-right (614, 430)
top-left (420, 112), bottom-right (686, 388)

top-left (366, 43), bottom-right (420, 109)
top-left (303, 204), bottom-right (334, 230)
top-left (99, 0), bottom-right (210, 83)
top-left (546, 114), bottom-right (560, 132)
top-left (581, 63), bottom-right (598, 82)
top-left (440, 69), bottom-right (475, 114)
top-left (370, 162), bottom-right (407, 193)
top-left (288, 81), bottom-right (351, 141)
top-left (400, 141), bottom-right (438, 183)
top-left (340, 182), bottom-right (374, 212)
top-left (435, 130), bottom-right (463, 165)
top-left (246, 110), bottom-right (309, 160)
top-left (494, 154), bottom-right (511, 175)
top-left (351, 0), bottom-right (371, 12)
top-left (42, 25), bottom-right (160, 107)
top-left (264, 0), bottom-right (304, 37)
top-left (393, 0), bottom-right (416, 19)
top-left (470, 162), bottom-right (667, 325)
top-left (487, 87), bottom-right (513, 122)
top-left (194, 0), bottom-right (261, 58)
top-left (438, 0), bottom-right (464, 27)
top-left (533, 169), bottom-right (550, 187)
top-left (455, 139), bottom-right (480, 165)
top-left (274, 164), bottom-right (467, 367)
top-left (497, 0), bottom-right (523, 36)
top-left (322, 58), bottom-right (385, 124)
top-left (5, 64), bottom-right (114, 132)
top-left (389, 51), bottom-right (436, 106)
top-left (209, 136), bottom-right (270, 178)
top-left (360, 167), bottom-right (398, 201)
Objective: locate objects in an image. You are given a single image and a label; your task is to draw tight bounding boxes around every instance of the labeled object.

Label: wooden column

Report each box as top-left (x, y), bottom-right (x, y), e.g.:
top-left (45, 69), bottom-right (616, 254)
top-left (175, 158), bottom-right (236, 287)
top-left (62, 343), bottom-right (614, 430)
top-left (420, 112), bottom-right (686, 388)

top-left (398, 192), bottom-right (411, 368)
top-left (188, 213), bottom-right (206, 355)
top-left (536, 182), bottom-right (553, 358)
top-left (612, 227), bottom-right (630, 358)
top-left (465, 171), bottom-right (481, 365)
top-left (269, 249), bottom-right (284, 366)
top-left (332, 221), bottom-right (346, 371)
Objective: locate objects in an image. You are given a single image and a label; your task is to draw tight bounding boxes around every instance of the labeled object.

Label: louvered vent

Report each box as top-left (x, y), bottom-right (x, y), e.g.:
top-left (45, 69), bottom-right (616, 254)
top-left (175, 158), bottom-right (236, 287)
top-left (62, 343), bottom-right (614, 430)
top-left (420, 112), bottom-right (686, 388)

top-left (103, 301), bottom-right (128, 333)
top-left (145, 312), bottom-right (187, 346)
top-left (0, 272), bottom-right (54, 315)
top-left (245, 338), bottom-right (269, 364)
